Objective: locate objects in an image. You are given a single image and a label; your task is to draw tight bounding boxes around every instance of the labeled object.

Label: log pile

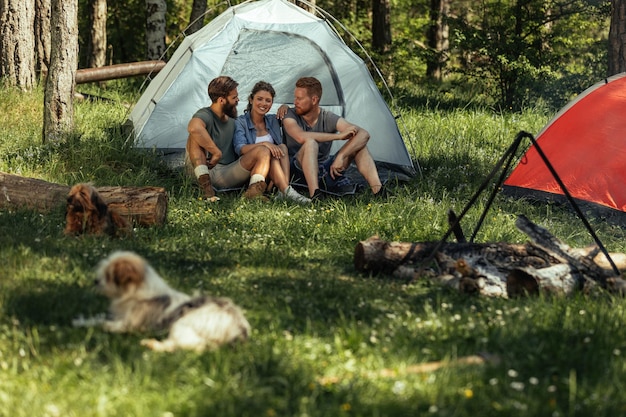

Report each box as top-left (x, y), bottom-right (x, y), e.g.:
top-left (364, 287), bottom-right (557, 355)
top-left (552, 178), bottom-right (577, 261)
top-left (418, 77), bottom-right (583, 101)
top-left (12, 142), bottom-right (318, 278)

top-left (354, 215), bottom-right (626, 297)
top-left (0, 172), bottom-right (167, 227)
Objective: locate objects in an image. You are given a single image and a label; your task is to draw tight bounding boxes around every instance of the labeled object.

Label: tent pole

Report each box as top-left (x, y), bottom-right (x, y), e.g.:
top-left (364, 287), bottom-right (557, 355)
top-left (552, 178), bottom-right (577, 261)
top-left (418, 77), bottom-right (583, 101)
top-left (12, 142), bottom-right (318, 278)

top-left (526, 133), bottom-right (620, 277)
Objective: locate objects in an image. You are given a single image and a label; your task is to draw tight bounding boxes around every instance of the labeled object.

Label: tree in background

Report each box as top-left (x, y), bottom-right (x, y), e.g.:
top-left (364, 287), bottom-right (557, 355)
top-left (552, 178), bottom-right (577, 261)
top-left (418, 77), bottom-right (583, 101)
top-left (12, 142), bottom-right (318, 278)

top-left (145, 0), bottom-right (166, 60)
top-left (426, 0), bottom-right (450, 80)
top-left (188, 0), bottom-right (207, 35)
top-left (88, 0), bottom-right (107, 68)
top-left (372, 0), bottom-right (392, 53)
top-left (35, 0), bottom-right (51, 80)
top-left (0, 0), bottom-right (36, 90)
top-left (450, 0), bottom-right (607, 110)
top-left (609, 0), bottom-right (626, 75)
top-left (43, 0), bottom-right (78, 142)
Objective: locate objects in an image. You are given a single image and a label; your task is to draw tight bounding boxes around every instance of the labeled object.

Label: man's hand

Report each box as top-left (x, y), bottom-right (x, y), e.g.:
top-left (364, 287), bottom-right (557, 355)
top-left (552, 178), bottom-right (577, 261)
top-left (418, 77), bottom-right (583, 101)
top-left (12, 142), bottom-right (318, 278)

top-left (338, 126), bottom-right (358, 141)
top-left (330, 154), bottom-right (347, 179)
top-left (207, 151), bottom-right (222, 168)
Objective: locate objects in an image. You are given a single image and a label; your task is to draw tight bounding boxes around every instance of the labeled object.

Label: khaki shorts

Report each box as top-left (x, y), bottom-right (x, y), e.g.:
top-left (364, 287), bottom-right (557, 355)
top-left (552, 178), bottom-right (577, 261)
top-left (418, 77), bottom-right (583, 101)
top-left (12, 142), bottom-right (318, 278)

top-left (185, 155), bottom-right (250, 190)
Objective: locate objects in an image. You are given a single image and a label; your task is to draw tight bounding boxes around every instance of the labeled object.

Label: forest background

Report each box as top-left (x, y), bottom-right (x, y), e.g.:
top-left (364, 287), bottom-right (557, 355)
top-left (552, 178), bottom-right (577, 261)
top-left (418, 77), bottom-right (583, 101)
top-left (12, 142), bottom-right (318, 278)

top-left (2, 0), bottom-right (626, 115)
top-left (79, 0), bottom-right (618, 111)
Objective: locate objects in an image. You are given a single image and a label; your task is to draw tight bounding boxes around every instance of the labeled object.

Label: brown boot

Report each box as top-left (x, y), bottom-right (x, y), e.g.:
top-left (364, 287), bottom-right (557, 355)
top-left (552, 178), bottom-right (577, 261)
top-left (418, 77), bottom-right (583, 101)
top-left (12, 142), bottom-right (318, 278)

top-left (198, 174), bottom-right (216, 199)
top-left (243, 181), bottom-right (268, 201)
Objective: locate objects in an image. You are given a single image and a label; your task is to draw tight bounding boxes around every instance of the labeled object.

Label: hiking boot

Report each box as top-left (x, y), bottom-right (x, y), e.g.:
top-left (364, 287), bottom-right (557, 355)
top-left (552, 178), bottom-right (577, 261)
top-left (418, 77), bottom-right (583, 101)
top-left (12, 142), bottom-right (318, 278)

top-left (198, 174), bottom-right (217, 199)
top-left (243, 181), bottom-right (268, 201)
top-left (280, 186), bottom-right (311, 204)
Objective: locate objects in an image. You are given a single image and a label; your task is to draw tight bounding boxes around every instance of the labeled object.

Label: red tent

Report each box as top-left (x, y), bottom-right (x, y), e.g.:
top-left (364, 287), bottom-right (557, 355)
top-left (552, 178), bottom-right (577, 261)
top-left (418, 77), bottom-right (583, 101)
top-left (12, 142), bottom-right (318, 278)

top-left (503, 73), bottom-right (626, 221)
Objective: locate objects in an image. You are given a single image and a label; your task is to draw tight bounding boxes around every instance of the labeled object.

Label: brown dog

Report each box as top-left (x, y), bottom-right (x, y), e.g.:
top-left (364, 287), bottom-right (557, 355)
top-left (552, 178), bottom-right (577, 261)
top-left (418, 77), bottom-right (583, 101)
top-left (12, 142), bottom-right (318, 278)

top-left (64, 183), bottom-right (130, 237)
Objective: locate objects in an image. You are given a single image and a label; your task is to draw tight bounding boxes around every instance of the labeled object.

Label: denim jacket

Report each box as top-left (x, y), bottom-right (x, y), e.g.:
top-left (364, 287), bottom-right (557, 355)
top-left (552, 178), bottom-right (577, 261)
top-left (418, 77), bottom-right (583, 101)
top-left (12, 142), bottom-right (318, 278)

top-left (233, 113), bottom-right (283, 156)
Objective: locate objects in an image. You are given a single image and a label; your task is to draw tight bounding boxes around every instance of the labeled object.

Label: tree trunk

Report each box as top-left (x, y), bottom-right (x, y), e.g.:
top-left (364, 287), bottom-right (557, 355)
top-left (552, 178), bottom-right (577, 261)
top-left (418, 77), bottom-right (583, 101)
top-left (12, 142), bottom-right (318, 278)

top-left (88, 0), bottom-right (107, 68)
top-left (0, 0), bottom-right (36, 89)
top-left (145, 0), bottom-right (166, 60)
top-left (0, 172), bottom-right (168, 227)
top-left (372, 0), bottom-right (392, 53)
top-left (609, 0), bottom-right (626, 75)
top-left (187, 0), bottom-right (207, 35)
top-left (426, 0), bottom-right (450, 79)
top-left (43, 0), bottom-right (78, 143)
top-left (34, 0), bottom-right (51, 81)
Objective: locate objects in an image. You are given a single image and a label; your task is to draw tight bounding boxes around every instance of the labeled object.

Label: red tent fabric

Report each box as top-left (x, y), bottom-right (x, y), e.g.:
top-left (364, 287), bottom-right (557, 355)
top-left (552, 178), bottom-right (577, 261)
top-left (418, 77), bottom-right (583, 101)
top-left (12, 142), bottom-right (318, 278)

top-left (503, 73), bottom-right (626, 219)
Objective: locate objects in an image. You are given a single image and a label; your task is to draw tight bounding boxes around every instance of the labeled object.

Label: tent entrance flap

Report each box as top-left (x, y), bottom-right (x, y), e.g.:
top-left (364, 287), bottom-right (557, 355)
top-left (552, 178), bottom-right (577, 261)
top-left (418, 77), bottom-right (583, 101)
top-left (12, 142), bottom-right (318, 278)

top-left (223, 29), bottom-right (345, 115)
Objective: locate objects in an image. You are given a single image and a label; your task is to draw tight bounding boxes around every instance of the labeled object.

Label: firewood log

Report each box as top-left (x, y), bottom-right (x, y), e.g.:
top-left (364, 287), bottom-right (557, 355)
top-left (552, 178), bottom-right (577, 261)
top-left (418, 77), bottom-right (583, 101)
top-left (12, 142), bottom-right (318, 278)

top-left (0, 172), bottom-right (167, 227)
top-left (354, 215), bottom-right (626, 297)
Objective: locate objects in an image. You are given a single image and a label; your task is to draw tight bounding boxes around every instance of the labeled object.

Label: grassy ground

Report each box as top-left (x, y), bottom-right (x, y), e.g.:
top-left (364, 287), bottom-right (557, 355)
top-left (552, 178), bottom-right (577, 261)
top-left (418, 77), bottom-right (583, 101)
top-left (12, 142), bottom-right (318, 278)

top-left (1, 84), bottom-right (626, 416)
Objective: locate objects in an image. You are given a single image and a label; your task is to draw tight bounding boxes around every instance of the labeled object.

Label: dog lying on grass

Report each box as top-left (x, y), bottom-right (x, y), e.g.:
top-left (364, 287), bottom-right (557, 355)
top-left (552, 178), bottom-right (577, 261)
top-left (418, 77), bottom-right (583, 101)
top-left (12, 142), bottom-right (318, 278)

top-left (64, 183), bottom-right (131, 237)
top-left (73, 250), bottom-right (251, 352)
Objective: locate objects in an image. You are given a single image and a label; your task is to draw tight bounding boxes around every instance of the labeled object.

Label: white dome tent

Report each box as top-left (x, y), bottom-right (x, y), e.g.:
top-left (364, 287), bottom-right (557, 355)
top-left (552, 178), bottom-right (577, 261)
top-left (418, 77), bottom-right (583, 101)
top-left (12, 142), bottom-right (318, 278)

top-left (127, 0), bottom-right (416, 181)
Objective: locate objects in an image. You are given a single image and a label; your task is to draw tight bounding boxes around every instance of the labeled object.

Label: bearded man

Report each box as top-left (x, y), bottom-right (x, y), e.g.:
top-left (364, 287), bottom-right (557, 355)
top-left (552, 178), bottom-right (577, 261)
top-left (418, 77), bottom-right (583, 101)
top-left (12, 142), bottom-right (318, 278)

top-left (186, 76), bottom-right (271, 201)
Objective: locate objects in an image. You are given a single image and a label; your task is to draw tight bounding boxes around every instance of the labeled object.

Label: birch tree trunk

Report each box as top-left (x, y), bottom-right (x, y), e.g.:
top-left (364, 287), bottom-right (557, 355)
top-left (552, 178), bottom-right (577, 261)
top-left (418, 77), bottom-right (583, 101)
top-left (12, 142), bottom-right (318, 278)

top-left (34, 0), bottom-right (51, 80)
top-left (188, 0), bottom-right (206, 35)
top-left (145, 0), bottom-right (166, 60)
top-left (43, 0), bottom-right (78, 143)
top-left (0, 0), bottom-right (36, 89)
top-left (88, 0), bottom-right (107, 68)
top-left (609, 0), bottom-right (626, 75)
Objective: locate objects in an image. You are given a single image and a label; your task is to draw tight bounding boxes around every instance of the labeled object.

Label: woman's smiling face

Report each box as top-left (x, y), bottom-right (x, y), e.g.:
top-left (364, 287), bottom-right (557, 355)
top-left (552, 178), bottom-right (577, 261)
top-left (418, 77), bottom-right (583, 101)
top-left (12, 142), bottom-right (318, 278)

top-left (251, 89), bottom-right (274, 116)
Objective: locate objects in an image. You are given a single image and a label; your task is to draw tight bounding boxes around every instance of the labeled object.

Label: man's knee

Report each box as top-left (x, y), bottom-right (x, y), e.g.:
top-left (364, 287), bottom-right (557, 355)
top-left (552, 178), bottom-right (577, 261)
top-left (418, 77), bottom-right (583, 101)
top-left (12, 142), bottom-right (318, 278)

top-left (301, 139), bottom-right (318, 155)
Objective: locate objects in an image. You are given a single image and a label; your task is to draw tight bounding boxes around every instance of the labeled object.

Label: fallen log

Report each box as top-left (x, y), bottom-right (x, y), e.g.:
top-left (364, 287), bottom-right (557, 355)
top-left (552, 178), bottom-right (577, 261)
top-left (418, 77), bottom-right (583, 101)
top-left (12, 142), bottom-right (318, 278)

top-left (354, 215), bottom-right (626, 297)
top-left (0, 172), bottom-right (167, 227)
top-left (75, 60), bottom-right (166, 84)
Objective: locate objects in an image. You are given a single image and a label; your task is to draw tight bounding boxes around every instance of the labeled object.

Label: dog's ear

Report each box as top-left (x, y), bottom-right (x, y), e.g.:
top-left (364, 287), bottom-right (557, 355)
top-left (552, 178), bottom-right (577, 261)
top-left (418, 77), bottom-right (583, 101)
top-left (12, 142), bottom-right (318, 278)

top-left (108, 258), bottom-right (144, 288)
top-left (91, 190), bottom-right (109, 217)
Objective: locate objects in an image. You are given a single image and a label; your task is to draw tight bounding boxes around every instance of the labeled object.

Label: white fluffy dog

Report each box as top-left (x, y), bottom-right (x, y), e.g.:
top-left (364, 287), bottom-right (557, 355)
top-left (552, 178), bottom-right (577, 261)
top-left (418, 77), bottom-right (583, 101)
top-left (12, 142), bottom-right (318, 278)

top-left (74, 250), bottom-right (251, 352)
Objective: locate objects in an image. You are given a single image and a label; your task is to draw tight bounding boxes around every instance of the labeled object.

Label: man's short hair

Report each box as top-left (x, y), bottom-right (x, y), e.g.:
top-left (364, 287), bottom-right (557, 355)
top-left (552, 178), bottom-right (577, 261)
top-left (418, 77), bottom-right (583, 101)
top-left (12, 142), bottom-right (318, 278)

top-left (208, 76), bottom-right (238, 102)
top-left (296, 77), bottom-right (322, 100)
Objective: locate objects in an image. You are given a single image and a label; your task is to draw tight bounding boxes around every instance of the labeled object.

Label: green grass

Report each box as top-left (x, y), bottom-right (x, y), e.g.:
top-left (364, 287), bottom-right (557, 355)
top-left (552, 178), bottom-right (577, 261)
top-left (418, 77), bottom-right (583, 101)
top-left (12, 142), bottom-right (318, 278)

top-left (2, 85), bottom-right (626, 417)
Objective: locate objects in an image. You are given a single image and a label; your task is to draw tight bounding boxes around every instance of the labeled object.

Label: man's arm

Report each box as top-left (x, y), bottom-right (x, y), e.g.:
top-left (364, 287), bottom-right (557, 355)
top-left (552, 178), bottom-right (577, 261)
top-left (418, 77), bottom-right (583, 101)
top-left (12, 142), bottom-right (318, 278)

top-left (188, 117), bottom-right (222, 168)
top-left (282, 117), bottom-right (355, 145)
top-left (329, 117), bottom-right (370, 179)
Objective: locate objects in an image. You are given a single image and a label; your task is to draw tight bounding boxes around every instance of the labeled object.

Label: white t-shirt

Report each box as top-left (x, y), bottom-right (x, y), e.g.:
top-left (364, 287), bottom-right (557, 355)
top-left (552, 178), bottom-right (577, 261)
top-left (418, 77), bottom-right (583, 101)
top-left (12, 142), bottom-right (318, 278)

top-left (255, 133), bottom-right (273, 144)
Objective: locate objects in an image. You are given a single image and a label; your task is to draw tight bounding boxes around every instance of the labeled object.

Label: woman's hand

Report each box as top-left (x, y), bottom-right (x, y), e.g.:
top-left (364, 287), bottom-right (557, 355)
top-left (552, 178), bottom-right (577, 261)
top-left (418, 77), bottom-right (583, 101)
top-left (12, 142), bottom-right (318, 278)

top-left (264, 143), bottom-right (285, 159)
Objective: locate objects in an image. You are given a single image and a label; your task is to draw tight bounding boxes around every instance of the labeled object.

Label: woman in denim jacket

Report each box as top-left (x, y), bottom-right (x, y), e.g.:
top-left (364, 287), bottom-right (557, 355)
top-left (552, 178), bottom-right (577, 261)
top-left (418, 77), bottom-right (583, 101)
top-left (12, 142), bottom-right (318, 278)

top-left (234, 81), bottom-right (310, 204)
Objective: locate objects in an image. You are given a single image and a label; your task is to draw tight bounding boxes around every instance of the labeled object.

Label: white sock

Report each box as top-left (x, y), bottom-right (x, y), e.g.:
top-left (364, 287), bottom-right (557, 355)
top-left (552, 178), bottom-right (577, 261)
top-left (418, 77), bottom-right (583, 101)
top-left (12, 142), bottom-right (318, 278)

top-left (249, 174), bottom-right (265, 185)
top-left (194, 165), bottom-right (210, 179)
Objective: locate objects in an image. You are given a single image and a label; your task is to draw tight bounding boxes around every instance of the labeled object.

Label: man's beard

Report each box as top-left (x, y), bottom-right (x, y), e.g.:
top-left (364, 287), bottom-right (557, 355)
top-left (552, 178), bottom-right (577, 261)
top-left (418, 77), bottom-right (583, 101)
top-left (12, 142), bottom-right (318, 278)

top-left (224, 102), bottom-right (238, 118)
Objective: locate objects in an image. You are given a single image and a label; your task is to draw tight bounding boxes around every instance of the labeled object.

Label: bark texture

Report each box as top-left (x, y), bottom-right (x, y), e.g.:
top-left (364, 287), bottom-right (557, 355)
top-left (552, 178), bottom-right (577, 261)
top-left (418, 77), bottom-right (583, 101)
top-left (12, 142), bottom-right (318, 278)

top-left (145, 0), bottom-right (166, 60)
top-left (609, 0), bottom-right (626, 75)
top-left (34, 0), bottom-right (51, 79)
top-left (89, 0), bottom-right (108, 68)
top-left (187, 0), bottom-right (207, 35)
top-left (0, 0), bottom-right (36, 89)
top-left (43, 0), bottom-right (79, 142)
top-left (0, 172), bottom-right (168, 227)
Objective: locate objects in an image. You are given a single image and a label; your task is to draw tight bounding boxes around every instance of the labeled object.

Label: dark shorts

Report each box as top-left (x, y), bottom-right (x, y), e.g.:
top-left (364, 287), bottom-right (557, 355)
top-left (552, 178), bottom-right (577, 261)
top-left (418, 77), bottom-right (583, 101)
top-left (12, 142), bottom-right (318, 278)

top-left (290, 155), bottom-right (356, 195)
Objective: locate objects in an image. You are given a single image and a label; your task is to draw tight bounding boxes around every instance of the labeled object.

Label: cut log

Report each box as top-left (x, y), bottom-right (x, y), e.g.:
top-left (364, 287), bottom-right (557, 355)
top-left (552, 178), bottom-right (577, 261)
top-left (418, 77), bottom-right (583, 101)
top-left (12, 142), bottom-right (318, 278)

top-left (0, 172), bottom-right (167, 226)
top-left (354, 216), bottom-right (626, 297)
